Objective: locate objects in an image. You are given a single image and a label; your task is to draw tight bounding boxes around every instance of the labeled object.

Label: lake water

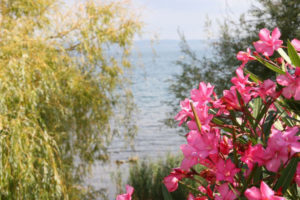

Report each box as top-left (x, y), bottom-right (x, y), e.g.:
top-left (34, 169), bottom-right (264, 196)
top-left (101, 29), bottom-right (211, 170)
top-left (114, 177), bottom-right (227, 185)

top-left (86, 40), bottom-right (208, 199)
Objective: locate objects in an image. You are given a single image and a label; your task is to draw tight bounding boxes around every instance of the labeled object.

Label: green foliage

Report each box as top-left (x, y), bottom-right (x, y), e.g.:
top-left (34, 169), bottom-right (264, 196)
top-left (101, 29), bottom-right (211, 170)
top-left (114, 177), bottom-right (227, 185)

top-left (127, 154), bottom-right (199, 200)
top-left (287, 41), bottom-right (300, 67)
top-left (274, 157), bottom-right (299, 194)
top-left (0, 0), bottom-right (141, 199)
top-left (165, 0), bottom-right (300, 129)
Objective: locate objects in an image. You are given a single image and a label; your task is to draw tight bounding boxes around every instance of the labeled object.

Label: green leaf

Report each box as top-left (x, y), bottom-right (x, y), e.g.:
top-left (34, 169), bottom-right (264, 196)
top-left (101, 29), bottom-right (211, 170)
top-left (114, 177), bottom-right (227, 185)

top-left (211, 117), bottom-right (224, 125)
top-left (252, 98), bottom-right (262, 119)
top-left (244, 69), bottom-right (262, 83)
top-left (262, 111), bottom-right (277, 144)
top-left (210, 109), bottom-right (234, 134)
top-left (212, 117), bottom-right (234, 134)
top-left (237, 136), bottom-right (248, 144)
top-left (255, 56), bottom-right (285, 74)
top-left (162, 185), bottom-right (173, 200)
top-left (253, 166), bottom-right (263, 185)
top-left (274, 157), bottom-right (299, 193)
top-left (277, 48), bottom-right (291, 65)
top-left (287, 41), bottom-right (300, 67)
top-left (254, 102), bottom-right (270, 129)
top-left (274, 102), bottom-right (294, 127)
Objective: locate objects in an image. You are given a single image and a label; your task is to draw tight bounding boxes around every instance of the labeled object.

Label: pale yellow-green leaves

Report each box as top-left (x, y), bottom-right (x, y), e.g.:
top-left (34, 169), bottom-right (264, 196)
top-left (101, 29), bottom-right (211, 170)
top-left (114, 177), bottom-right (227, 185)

top-left (0, 0), bottom-right (141, 199)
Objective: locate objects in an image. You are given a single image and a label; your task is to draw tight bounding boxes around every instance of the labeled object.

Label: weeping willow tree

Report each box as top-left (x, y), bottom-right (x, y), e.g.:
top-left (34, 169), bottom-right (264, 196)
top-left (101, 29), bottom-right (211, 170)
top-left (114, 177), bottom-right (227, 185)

top-left (0, 0), bottom-right (141, 199)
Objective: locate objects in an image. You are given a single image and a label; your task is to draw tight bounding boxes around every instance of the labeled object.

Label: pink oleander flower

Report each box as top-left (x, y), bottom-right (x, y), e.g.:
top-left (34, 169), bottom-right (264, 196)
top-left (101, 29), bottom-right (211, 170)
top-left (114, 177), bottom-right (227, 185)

top-left (215, 183), bottom-right (239, 200)
top-left (163, 169), bottom-right (186, 192)
top-left (164, 175), bottom-right (179, 192)
top-left (180, 129), bottom-right (219, 170)
top-left (236, 48), bottom-right (256, 67)
top-left (241, 144), bottom-right (266, 171)
top-left (198, 185), bottom-right (213, 199)
top-left (277, 70), bottom-right (300, 100)
top-left (116, 185), bottom-right (134, 200)
top-left (175, 98), bottom-right (193, 126)
top-left (278, 126), bottom-right (300, 156)
top-left (291, 38), bottom-right (300, 51)
top-left (222, 85), bottom-right (253, 110)
top-left (215, 158), bottom-right (240, 183)
top-left (264, 129), bottom-right (290, 172)
top-left (253, 27), bottom-right (283, 56)
top-left (219, 136), bottom-right (233, 155)
top-left (180, 143), bottom-right (199, 170)
top-left (212, 98), bottom-right (230, 115)
top-left (231, 67), bottom-right (250, 90)
top-left (257, 79), bottom-right (278, 101)
top-left (191, 82), bottom-right (214, 104)
top-left (222, 87), bottom-right (241, 110)
top-left (231, 67), bottom-right (256, 102)
top-left (245, 181), bottom-right (286, 200)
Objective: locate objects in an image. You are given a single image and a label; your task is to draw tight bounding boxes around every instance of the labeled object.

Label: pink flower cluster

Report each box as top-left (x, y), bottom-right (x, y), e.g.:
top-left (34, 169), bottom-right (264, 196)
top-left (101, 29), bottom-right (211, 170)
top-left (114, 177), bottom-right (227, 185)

top-left (117, 27), bottom-right (300, 200)
top-left (163, 27), bottom-right (300, 200)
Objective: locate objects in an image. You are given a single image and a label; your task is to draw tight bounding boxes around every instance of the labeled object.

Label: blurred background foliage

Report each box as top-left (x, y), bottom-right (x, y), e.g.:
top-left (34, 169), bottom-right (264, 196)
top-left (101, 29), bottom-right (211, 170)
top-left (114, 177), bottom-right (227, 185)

top-left (126, 154), bottom-right (200, 200)
top-left (0, 0), bottom-right (141, 199)
top-left (164, 0), bottom-right (300, 130)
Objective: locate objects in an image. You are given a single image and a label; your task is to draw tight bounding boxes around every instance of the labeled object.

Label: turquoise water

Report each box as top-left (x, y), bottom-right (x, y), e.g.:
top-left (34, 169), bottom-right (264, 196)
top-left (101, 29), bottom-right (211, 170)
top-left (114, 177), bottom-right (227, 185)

top-left (87, 40), bottom-right (207, 199)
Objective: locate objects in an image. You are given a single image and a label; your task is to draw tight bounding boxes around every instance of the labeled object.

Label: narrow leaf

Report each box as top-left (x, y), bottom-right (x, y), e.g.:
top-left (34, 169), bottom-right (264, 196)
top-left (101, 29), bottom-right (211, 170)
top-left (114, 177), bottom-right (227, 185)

top-left (255, 56), bottom-right (285, 74)
top-left (254, 102), bottom-right (269, 129)
top-left (262, 111), bottom-right (277, 144)
top-left (287, 41), bottom-right (300, 67)
top-left (274, 157), bottom-right (299, 193)
top-left (212, 117), bottom-right (234, 134)
top-left (253, 166), bottom-right (263, 184)
top-left (252, 98), bottom-right (262, 119)
top-left (277, 48), bottom-right (291, 65)
top-left (274, 102), bottom-right (294, 127)
top-left (244, 69), bottom-right (262, 83)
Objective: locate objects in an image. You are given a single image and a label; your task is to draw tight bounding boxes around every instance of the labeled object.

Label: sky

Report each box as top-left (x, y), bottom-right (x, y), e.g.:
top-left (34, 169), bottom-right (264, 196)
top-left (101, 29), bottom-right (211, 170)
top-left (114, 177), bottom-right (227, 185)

top-left (65, 0), bottom-right (253, 40)
top-left (133, 0), bottom-right (253, 40)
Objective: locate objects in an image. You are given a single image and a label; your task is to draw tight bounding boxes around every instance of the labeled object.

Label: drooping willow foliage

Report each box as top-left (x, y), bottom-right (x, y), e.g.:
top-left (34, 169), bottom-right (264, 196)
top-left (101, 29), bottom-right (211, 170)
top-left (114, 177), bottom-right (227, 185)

top-left (0, 0), bottom-right (141, 199)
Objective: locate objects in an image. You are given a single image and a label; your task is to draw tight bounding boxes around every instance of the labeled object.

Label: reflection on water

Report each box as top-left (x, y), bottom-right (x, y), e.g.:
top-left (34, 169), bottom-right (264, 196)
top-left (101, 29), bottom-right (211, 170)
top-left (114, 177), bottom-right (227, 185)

top-left (85, 40), bottom-right (207, 199)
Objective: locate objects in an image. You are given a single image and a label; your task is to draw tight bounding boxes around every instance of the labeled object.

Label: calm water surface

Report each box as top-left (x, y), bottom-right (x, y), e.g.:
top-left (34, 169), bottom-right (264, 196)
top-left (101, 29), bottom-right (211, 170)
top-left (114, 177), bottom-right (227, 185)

top-left (86, 40), bottom-right (207, 199)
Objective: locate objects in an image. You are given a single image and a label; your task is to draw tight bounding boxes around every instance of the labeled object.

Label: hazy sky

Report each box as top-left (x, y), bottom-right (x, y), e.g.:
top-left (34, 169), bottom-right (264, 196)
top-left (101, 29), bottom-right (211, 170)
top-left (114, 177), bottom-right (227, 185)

top-left (65, 0), bottom-right (253, 40)
top-left (133, 0), bottom-right (253, 40)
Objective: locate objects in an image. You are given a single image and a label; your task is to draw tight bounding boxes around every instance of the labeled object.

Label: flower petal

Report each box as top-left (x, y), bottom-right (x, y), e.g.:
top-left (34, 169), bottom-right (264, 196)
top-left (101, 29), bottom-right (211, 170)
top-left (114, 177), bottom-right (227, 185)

top-left (259, 28), bottom-right (271, 42)
top-left (272, 27), bottom-right (281, 40)
top-left (294, 84), bottom-right (300, 100)
top-left (260, 181), bottom-right (274, 199)
top-left (291, 39), bottom-right (300, 51)
top-left (254, 41), bottom-right (267, 53)
top-left (244, 187), bottom-right (261, 200)
top-left (282, 86), bottom-right (294, 99)
top-left (277, 75), bottom-right (291, 86)
top-left (126, 185), bottom-right (134, 196)
top-left (262, 46), bottom-right (275, 56)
